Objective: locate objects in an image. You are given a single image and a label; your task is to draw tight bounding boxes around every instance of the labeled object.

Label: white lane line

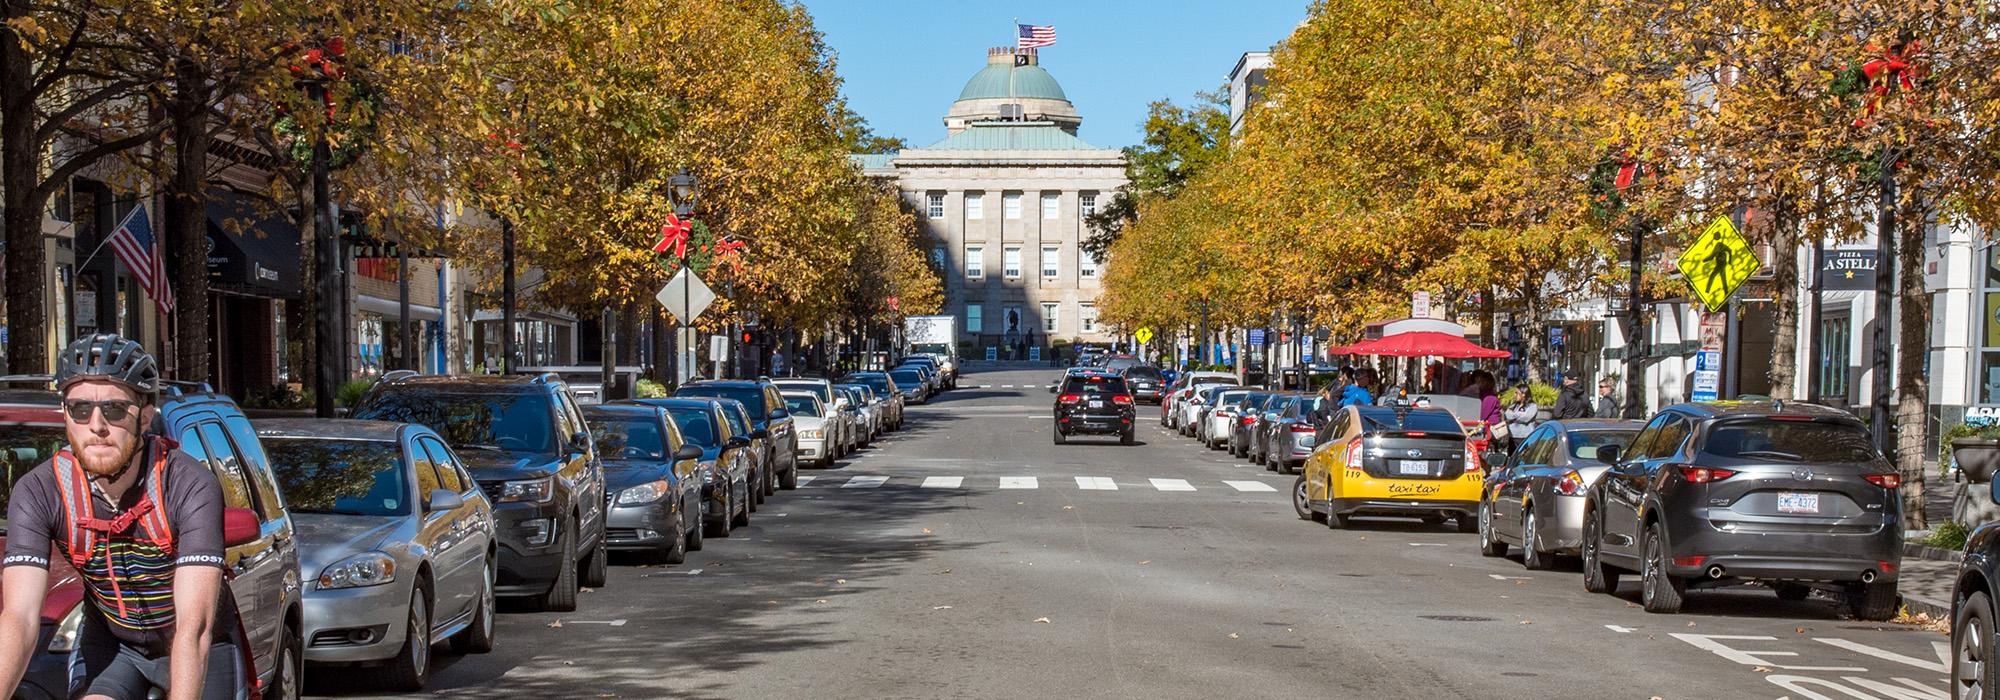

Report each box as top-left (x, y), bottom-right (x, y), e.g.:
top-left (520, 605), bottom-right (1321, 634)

top-left (921, 476), bottom-right (963, 489)
top-left (999, 476), bottom-right (1039, 489)
top-left (1222, 480), bottom-right (1277, 492)
top-left (565, 619), bottom-right (628, 626)
top-left (1076, 476), bottom-right (1118, 490)
top-left (842, 475), bottom-right (889, 488)
top-left (1001, 384), bottom-right (1015, 388)
top-left (1149, 478), bottom-right (1195, 492)
top-left (1605, 625), bottom-right (1634, 633)
top-left (797, 475), bottom-right (817, 486)
top-left (1489, 574), bottom-right (1531, 580)
top-left (1814, 638), bottom-right (1948, 674)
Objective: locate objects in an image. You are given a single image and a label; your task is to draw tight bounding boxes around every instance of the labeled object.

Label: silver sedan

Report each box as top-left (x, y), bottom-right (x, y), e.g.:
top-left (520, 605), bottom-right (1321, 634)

top-left (258, 419), bottom-right (498, 692)
top-left (1477, 420), bottom-right (1641, 570)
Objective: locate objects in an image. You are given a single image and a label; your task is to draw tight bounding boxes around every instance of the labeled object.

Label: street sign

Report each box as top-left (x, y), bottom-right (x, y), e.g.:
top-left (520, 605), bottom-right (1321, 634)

top-left (655, 268), bottom-right (716, 324)
top-left (985, 346), bottom-right (998, 361)
top-left (1029, 346), bottom-right (1042, 362)
top-left (1247, 329), bottom-right (1266, 346)
top-left (1549, 327), bottom-right (1564, 346)
top-left (1135, 327), bottom-right (1154, 345)
top-left (1691, 350), bottom-right (1722, 402)
top-left (1411, 291), bottom-right (1432, 320)
top-left (1675, 215), bottom-right (1762, 313)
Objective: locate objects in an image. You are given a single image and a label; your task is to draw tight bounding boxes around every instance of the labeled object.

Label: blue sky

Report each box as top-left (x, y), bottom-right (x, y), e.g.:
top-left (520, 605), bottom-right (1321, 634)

top-left (799, 0), bottom-right (1309, 150)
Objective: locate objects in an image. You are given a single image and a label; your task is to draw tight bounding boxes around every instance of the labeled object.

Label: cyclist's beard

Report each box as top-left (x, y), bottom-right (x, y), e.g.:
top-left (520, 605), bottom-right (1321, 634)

top-left (76, 435), bottom-right (141, 477)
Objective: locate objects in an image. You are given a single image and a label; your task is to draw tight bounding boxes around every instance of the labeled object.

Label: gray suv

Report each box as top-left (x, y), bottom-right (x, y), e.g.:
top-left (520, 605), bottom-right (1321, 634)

top-left (1580, 402), bottom-right (1902, 618)
top-left (354, 374), bottom-right (609, 612)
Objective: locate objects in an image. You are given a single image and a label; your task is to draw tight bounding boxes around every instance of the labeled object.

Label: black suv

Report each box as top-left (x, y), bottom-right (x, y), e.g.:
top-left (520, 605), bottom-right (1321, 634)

top-left (353, 374), bottom-right (608, 612)
top-left (1051, 371), bottom-right (1136, 445)
top-left (673, 379), bottom-right (799, 490)
top-left (1580, 401), bottom-right (1902, 618)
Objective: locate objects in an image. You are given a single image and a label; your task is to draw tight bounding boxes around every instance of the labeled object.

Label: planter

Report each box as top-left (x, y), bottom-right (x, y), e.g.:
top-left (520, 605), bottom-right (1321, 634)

top-left (1954, 437), bottom-right (2000, 483)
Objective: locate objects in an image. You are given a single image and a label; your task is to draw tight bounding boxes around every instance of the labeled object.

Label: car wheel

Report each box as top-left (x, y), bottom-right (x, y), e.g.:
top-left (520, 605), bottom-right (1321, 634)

top-left (731, 479), bottom-right (751, 528)
top-left (580, 526), bottom-right (608, 589)
top-left (274, 622), bottom-right (303, 700)
top-left (1641, 522), bottom-right (1686, 614)
top-left (1521, 510), bottom-right (1551, 571)
top-left (686, 496), bottom-right (706, 552)
top-left (1120, 429), bottom-right (1135, 446)
top-left (1581, 511), bottom-right (1619, 594)
top-left (1955, 591), bottom-right (1995, 700)
top-left (538, 521), bottom-right (580, 612)
top-left (384, 584), bottom-right (431, 691)
top-left (780, 464), bottom-right (799, 490)
top-left (705, 490), bottom-right (732, 538)
top-left (451, 556), bottom-right (497, 654)
top-left (1848, 580), bottom-right (1899, 621)
top-left (1053, 425), bottom-right (1067, 445)
top-left (1771, 582), bottom-right (1810, 602)
top-left (1293, 474), bottom-right (1325, 523)
top-left (1477, 501), bottom-right (1508, 558)
top-left (763, 467), bottom-right (777, 497)
top-left (663, 505), bottom-right (689, 565)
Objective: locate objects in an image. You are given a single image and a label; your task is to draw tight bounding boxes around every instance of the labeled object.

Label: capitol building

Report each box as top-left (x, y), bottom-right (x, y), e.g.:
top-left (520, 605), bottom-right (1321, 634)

top-left (855, 46), bottom-right (1128, 355)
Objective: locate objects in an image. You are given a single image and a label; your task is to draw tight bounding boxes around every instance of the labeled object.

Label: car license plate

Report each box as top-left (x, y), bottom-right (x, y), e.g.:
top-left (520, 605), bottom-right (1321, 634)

top-left (1089, 400), bottom-right (1104, 408)
top-left (1777, 492), bottom-right (1820, 514)
top-left (1398, 460), bottom-right (1430, 475)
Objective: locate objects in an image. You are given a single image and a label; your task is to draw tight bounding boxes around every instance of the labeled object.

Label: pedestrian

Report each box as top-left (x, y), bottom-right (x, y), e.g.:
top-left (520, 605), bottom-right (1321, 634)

top-left (1340, 368), bottom-right (1377, 408)
top-left (771, 348), bottom-right (788, 378)
top-left (1469, 371), bottom-right (1505, 447)
top-left (1554, 375), bottom-right (1591, 420)
top-left (0, 335), bottom-right (249, 699)
top-left (1594, 378), bottom-right (1621, 418)
top-left (1502, 383), bottom-right (1540, 449)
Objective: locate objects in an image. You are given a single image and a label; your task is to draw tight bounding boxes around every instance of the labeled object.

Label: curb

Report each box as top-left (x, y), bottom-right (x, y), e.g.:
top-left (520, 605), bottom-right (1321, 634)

top-left (1899, 542), bottom-right (1959, 621)
top-left (1902, 592), bottom-right (1953, 621)
top-left (1905, 542), bottom-right (1962, 563)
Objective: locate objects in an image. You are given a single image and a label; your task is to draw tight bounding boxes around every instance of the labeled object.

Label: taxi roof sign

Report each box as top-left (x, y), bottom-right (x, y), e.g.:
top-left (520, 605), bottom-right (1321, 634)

top-left (1675, 214), bottom-right (1762, 313)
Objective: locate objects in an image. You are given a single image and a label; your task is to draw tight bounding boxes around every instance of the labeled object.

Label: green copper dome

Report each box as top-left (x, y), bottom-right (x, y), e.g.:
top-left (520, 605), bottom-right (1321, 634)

top-left (955, 63), bottom-right (1070, 103)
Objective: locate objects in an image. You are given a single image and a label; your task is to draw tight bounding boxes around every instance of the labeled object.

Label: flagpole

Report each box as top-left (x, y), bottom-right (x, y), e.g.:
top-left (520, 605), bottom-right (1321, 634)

top-left (1008, 17), bottom-right (1018, 106)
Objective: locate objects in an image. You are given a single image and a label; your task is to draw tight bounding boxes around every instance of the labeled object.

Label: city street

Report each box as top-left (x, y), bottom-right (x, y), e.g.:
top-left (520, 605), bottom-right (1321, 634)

top-left (309, 365), bottom-right (1951, 700)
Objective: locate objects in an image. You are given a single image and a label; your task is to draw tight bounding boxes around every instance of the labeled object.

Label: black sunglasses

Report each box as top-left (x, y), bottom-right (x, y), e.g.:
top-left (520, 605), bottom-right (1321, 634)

top-left (62, 399), bottom-right (140, 423)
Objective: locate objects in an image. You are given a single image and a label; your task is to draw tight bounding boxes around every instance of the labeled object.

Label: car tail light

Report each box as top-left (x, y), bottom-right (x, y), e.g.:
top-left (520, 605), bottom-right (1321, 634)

top-left (1673, 555), bottom-right (1708, 568)
top-left (1678, 465), bottom-right (1737, 484)
top-left (1241, 415), bottom-right (1257, 426)
top-left (1112, 395), bottom-right (1133, 405)
top-left (1463, 450), bottom-right (1480, 477)
top-left (1290, 423), bottom-right (1315, 433)
top-left (1058, 393), bottom-right (1082, 403)
top-left (1555, 470), bottom-right (1584, 495)
top-left (1864, 473), bottom-right (1900, 489)
top-left (1878, 560), bottom-right (1898, 574)
top-left (1345, 438), bottom-right (1364, 467)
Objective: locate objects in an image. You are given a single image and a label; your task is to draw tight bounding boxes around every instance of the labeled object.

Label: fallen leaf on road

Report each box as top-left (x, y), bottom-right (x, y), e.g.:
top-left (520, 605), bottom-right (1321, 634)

top-left (1514, 580), bottom-right (1525, 586)
top-left (1625, 602), bottom-right (1639, 608)
top-left (1139, 560), bottom-right (1151, 565)
top-left (1017, 502), bottom-right (1025, 505)
top-left (1519, 620), bottom-right (1532, 625)
top-left (1795, 627), bottom-right (1806, 634)
top-left (1228, 633), bottom-right (1239, 639)
top-left (936, 569), bottom-right (952, 575)
top-left (922, 528), bottom-right (932, 534)
top-left (1686, 621), bottom-right (1697, 627)
top-left (836, 579), bottom-right (847, 585)
top-left (1033, 617), bottom-right (1051, 624)
top-left (1752, 666), bottom-right (1771, 673)
top-left (933, 606), bottom-right (953, 610)
top-left (815, 599), bottom-right (828, 604)
top-left (563, 661), bottom-right (575, 666)
top-left (547, 620), bottom-right (563, 628)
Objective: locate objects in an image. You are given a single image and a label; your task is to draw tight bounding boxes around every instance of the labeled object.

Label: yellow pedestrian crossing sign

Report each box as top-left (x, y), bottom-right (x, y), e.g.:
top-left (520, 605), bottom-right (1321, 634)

top-left (1135, 327), bottom-right (1155, 345)
top-left (1676, 215), bottom-right (1762, 313)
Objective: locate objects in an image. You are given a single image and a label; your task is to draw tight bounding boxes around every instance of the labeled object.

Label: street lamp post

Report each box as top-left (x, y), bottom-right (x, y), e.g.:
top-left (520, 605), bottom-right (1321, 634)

top-left (668, 168), bottom-right (701, 387)
top-left (301, 65), bottom-right (343, 417)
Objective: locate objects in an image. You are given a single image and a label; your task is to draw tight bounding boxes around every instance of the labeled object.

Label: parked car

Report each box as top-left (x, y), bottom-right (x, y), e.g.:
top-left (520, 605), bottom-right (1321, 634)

top-left (1181, 382), bottom-right (1242, 437)
top-left (836, 384), bottom-right (882, 441)
top-left (1476, 419), bottom-right (1641, 570)
top-left (673, 379), bottom-right (799, 490)
top-left (582, 405), bottom-right (706, 563)
top-left (1201, 389), bottom-right (1251, 448)
top-left (897, 361), bottom-right (942, 395)
top-left (888, 368), bottom-right (931, 404)
top-left (1101, 354), bottom-right (1142, 376)
top-left (1579, 402), bottom-right (1903, 618)
top-left (1164, 371), bottom-right (1240, 430)
top-left (353, 373), bottom-right (609, 612)
top-left (781, 391), bottom-right (836, 467)
top-left (1250, 394), bottom-right (1304, 468)
top-left (1294, 404), bottom-right (1481, 531)
top-left (1953, 474), bottom-right (2000, 696)
top-left (899, 356), bottom-right (949, 392)
top-left (1052, 371), bottom-right (1137, 445)
top-left (713, 399), bottom-right (771, 508)
top-left (1261, 393), bottom-right (1327, 475)
top-left (840, 372), bottom-right (906, 431)
top-left (259, 419), bottom-right (498, 690)
top-left (773, 378), bottom-right (848, 458)
top-left (626, 398), bottom-right (758, 542)
top-left (1120, 365), bottom-right (1167, 404)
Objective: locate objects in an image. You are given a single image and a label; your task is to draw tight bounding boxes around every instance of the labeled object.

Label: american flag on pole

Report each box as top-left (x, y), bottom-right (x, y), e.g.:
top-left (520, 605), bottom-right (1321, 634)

top-left (1017, 24), bottom-right (1056, 49)
top-left (106, 205), bottom-right (174, 315)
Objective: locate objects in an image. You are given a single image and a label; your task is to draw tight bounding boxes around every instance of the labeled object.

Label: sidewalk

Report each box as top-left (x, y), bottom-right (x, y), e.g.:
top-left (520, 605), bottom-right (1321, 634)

top-left (1897, 479), bottom-right (1962, 621)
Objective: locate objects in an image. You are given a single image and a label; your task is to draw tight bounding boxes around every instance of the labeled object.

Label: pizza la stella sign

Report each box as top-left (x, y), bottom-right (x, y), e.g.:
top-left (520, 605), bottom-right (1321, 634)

top-left (1821, 250), bottom-right (1877, 291)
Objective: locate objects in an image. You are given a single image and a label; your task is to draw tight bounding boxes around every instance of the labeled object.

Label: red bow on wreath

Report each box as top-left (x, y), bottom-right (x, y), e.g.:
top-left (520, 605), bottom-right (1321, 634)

top-left (714, 237), bottom-right (747, 271)
top-left (286, 37), bottom-right (347, 117)
top-left (653, 213), bottom-right (693, 259)
top-left (1853, 39), bottom-right (1922, 127)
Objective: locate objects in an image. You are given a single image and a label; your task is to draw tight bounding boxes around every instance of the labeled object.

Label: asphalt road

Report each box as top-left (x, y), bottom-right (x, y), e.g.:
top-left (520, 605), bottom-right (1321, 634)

top-left (309, 364), bottom-right (1954, 700)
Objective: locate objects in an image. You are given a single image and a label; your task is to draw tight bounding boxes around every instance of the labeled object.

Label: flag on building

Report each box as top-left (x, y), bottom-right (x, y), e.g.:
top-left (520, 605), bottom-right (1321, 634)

top-left (1017, 24), bottom-right (1056, 49)
top-left (107, 205), bottom-right (174, 315)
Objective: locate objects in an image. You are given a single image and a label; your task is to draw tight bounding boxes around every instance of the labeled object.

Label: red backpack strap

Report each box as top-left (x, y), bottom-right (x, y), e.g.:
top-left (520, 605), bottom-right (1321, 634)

top-left (49, 451), bottom-right (96, 568)
top-left (137, 445), bottom-right (175, 556)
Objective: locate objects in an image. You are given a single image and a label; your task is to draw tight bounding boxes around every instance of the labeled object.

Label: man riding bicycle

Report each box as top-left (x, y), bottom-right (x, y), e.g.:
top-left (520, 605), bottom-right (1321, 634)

top-left (0, 335), bottom-right (247, 700)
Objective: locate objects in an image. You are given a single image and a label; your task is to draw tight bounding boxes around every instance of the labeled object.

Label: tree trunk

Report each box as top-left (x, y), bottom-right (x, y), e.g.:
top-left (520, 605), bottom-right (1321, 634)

top-left (164, 65), bottom-right (213, 382)
top-left (1894, 201), bottom-right (1929, 529)
top-left (1, 12), bottom-right (45, 373)
top-left (1520, 283), bottom-right (1547, 385)
top-left (1765, 202), bottom-right (1799, 401)
top-left (649, 307), bottom-right (669, 384)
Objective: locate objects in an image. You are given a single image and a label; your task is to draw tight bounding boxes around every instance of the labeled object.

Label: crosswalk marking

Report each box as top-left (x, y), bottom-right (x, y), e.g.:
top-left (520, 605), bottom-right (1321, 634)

top-left (1223, 480), bottom-right (1278, 492)
top-left (999, 476), bottom-right (1039, 489)
top-left (1149, 478), bottom-right (1195, 492)
top-left (1075, 476), bottom-right (1118, 490)
top-left (797, 475), bottom-right (816, 487)
top-left (921, 476), bottom-right (963, 489)
top-left (842, 475), bottom-right (888, 488)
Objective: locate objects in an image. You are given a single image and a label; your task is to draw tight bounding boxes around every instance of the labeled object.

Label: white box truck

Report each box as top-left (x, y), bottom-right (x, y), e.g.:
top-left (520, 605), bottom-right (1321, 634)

top-left (903, 315), bottom-right (958, 388)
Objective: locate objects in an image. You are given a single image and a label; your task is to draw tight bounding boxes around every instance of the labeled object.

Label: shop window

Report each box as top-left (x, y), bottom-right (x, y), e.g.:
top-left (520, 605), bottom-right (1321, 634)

top-left (1820, 316), bottom-right (1852, 402)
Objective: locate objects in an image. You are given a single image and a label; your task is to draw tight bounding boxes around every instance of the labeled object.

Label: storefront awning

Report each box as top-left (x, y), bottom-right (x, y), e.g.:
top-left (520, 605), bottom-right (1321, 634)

top-left (1329, 331), bottom-right (1511, 359)
top-left (206, 189), bottom-right (301, 299)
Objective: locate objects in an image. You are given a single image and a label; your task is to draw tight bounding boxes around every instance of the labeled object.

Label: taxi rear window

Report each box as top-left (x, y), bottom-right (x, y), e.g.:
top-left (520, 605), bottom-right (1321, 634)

top-left (1357, 408), bottom-right (1464, 436)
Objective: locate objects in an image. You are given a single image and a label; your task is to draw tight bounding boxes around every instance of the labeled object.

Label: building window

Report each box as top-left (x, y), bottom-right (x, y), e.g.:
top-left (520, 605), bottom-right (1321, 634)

top-left (1983, 247), bottom-right (2000, 404)
top-left (1042, 303), bottom-right (1058, 332)
top-left (1080, 249), bottom-right (1100, 278)
top-left (966, 193), bottom-right (984, 219)
top-left (1041, 245), bottom-right (1060, 279)
top-left (1042, 193), bottom-right (1059, 219)
top-left (931, 246), bottom-right (946, 270)
top-left (966, 303), bottom-right (983, 333)
top-left (1003, 192), bottom-right (1022, 220)
top-left (965, 245), bottom-right (984, 278)
top-left (927, 193), bottom-right (945, 218)
top-left (1080, 303), bottom-right (1097, 332)
top-left (1818, 316), bottom-right (1850, 401)
top-left (1003, 247), bottom-right (1022, 278)
top-left (1080, 193), bottom-right (1098, 217)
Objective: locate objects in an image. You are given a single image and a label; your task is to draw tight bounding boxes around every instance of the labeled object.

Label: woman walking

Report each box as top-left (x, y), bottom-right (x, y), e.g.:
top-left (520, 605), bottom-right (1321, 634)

top-left (1501, 383), bottom-right (1540, 452)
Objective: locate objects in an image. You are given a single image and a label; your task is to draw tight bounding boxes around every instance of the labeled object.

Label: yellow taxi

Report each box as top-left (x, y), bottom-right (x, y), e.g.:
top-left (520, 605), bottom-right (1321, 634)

top-left (1291, 404), bottom-right (1483, 531)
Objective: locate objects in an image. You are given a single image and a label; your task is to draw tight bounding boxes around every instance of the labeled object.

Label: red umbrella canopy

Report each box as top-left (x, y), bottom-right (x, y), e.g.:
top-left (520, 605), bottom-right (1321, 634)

top-left (1335, 331), bottom-right (1511, 359)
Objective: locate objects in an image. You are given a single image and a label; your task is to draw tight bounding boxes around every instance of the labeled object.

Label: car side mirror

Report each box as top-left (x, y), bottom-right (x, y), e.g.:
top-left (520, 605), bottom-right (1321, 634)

top-left (769, 409), bottom-right (790, 420)
top-left (222, 507), bottom-right (261, 547)
top-left (1596, 444), bottom-right (1622, 465)
top-left (727, 436), bottom-right (751, 449)
top-left (753, 428), bottom-right (770, 440)
top-left (674, 444), bottom-right (704, 461)
top-left (1048, 385), bottom-right (1058, 394)
top-left (427, 489), bottom-right (464, 512)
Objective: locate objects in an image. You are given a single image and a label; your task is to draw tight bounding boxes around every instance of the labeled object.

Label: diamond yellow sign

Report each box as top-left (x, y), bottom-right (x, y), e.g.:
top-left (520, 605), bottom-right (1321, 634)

top-left (1135, 327), bottom-right (1154, 345)
top-left (1676, 215), bottom-right (1762, 313)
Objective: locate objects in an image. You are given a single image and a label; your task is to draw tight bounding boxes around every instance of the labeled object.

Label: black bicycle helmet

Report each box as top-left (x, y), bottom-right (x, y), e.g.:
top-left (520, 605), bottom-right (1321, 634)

top-left (55, 333), bottom-right (160, 396)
